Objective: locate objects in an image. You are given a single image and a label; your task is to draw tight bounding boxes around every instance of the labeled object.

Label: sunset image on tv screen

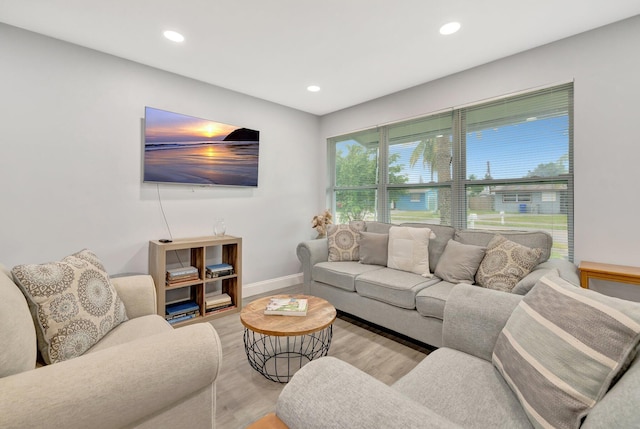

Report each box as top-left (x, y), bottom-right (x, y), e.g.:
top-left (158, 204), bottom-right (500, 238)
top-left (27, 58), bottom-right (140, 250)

top-left (143, 107), bottom-right (259, 187)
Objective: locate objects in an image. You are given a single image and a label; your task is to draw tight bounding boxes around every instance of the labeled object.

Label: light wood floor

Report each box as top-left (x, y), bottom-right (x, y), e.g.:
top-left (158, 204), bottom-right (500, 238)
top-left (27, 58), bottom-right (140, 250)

top-left (211, 285), bottom-right (432, 428)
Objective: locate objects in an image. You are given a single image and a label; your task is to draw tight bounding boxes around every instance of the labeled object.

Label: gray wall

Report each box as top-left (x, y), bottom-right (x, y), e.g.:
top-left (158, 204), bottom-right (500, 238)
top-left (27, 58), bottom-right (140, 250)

top-left (320, 15), bottom-right (640, 267)
top-left (2, 15), bottom-right (639, 292)
top-left (0, 23), bottom-right (323, 292)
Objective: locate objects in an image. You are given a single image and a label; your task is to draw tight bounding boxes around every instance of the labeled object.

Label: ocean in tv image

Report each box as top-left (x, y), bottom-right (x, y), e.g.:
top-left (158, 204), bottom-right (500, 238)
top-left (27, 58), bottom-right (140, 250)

top-left (143, 107), bottom-right (259, 187)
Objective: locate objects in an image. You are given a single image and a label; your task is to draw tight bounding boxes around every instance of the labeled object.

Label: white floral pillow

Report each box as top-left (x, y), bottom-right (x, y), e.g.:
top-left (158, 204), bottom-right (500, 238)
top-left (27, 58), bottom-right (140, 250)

top-left (475, 235), bottom-right (543, 292)
top-left (327, 221), bottom-right (366, 261)
top-left (12, 249), bottom-right (128, 364)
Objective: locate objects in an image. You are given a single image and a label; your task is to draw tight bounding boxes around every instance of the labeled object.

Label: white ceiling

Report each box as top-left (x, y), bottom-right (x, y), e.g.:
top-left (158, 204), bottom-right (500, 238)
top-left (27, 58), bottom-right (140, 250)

top-left (2, 1), bottom-right (639, 115)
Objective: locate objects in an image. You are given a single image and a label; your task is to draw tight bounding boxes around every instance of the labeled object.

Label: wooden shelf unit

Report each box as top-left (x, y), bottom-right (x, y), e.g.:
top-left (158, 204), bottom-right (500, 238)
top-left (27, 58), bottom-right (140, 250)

top-left (149, 235), bottom-right (242, 326)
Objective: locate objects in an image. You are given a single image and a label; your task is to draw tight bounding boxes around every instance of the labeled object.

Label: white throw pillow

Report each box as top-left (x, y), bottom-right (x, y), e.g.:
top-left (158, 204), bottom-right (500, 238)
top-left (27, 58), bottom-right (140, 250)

top-left (387, 226), bottom-right (436, 277)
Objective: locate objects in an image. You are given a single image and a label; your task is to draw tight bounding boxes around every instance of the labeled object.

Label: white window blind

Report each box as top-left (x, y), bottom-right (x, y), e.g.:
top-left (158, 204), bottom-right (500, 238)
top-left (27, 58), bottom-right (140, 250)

top-left (329, 82), bottom-right (573, 260)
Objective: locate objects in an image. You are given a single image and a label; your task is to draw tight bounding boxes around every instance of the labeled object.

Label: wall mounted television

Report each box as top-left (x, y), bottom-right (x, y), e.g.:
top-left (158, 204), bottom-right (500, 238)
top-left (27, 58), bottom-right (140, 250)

top-left (143, 107), bottom-right (259, 187)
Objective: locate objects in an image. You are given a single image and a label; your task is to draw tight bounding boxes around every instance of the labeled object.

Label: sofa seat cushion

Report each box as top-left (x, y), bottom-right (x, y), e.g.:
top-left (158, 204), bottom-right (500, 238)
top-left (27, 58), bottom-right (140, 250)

top-left (415, 281), bottom-right (457, 320)
top-left (85, 314), bottom-right (172, 354)
top-left (355, 268), bottom-right (439, 309)
top-left (312, 261), bottom-right (383, 292)
top-left (392, 347), bottom-right (531, 429)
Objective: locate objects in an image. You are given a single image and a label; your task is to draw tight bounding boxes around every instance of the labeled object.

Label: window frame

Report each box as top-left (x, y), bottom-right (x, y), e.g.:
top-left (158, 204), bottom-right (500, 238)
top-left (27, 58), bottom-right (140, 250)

top-left (328, 83), bottom-right (574, 260)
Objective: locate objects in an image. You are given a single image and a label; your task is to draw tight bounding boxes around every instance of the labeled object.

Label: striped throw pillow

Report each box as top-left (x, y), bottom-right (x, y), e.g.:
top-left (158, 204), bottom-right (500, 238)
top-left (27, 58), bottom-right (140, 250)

top-left (493, 274), bottom-right (640, 429)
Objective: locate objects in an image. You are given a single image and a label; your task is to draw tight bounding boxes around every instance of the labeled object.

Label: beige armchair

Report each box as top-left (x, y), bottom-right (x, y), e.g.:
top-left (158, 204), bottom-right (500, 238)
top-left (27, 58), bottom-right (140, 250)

top-left (0, 265), bottom-right (222, 429)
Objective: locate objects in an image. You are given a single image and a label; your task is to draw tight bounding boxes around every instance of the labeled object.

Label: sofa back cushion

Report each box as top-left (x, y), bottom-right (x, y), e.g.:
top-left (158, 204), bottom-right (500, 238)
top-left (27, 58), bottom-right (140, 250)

top-left (455, 229), bottom-right (551, 264)
top-left (0, 264), bottom-right (37, 377)
top-left (363, 221), bottom-right (392, 234)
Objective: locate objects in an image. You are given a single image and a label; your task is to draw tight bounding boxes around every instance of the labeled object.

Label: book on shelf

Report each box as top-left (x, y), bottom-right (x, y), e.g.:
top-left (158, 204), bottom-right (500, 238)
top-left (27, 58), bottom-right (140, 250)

top-left (205, 292), bottom-right (231, 306)
top-left (166, 266), bottom-right (199, 284)
top-left (167, 313), bottom-right (196, 325)
top-left (205, 263), bottom-right (234, 278)
top-left (166, 274), bottom-right (199, 285)
top-left (264, 298), bottom-right (308, 316)
top-left (165, 309), bottom-right (198, 321)
top-left (205, 292), bottom-right (233, 312)
top-left (205, 303), bottom-right (233, 314)
top-left (166, 300), bottom-right (199, 316)
top-left (167, 266), bottom-right (198, 278)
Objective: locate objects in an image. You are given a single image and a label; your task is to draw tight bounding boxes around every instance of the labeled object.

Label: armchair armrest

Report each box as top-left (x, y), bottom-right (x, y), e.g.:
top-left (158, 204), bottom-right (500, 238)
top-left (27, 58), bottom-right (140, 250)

top-left (0, 323), bottom-right (221, 429)
top-left (111, 274), bottom-right (157, 318)
top-left (296, 239), bottom-right (328, 285)
top-left (277, 357), bottom-right (463, 429)
top-left (442, 284), bottom-right (522, 362)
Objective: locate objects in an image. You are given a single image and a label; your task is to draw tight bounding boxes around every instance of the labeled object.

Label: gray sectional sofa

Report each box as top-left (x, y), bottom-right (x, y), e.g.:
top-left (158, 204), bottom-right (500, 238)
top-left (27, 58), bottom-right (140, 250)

top-left (297, 221), bottom-right (579, 347)
top-left (275, 282), bottom-right (640, 428)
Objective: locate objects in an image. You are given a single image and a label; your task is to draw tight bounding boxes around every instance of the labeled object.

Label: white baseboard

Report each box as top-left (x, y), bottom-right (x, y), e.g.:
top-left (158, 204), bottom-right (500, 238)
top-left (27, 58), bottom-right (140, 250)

top-left (242, 273), bottom-right (303, 297)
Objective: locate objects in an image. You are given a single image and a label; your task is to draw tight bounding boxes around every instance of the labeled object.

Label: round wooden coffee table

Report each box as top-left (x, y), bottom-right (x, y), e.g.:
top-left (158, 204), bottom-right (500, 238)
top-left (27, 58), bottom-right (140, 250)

top-left (240, 295), bottom-right (336, 382)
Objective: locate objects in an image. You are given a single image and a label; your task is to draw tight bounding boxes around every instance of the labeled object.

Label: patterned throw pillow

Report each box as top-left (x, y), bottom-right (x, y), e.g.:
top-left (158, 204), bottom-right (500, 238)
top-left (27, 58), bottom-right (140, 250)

top-left (12, 249), bottom-right (128, 364)
top-left (327, 221), bottom-right (366, 261)
top-left (493, 274), bottom-right (640, 429)
top-left (475, 235), bottom-right (543, 292)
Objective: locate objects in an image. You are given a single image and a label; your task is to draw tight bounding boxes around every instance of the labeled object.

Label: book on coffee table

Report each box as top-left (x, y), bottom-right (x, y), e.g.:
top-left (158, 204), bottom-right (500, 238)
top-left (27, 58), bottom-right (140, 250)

top-left (264, 298), bottom-right (308, 316)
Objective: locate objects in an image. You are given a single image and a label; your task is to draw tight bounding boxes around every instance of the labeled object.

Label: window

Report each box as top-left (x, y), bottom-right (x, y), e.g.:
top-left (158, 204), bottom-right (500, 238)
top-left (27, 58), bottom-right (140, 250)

top-left (502, 193), bottom-right (531, 203)
top-left (328, 83), bottom-right (573, 260)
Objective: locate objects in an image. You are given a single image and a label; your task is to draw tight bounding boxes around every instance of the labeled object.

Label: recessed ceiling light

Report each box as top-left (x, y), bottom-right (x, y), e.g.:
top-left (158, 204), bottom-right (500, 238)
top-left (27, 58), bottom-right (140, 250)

top-left (439, 22), bottom-right (461, 35)
top-left (163, 30), bottom-right (185, 43)
top-left (307, 85), bottom-right (321, 92)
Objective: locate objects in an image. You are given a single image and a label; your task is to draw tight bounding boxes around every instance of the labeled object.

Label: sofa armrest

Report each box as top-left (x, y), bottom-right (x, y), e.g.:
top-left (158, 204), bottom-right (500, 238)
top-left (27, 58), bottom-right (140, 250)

top-left (442, 284), bottom-right (522, 362)
top-left (0, 323), bottom-right (221, 429)
top-left (536, 259), bottom-right (580, 286)
top-left (296, 239), bottom-right (328, 286)
top-left (111, 274), bottom-right (157, 318)
top-left (276, 357), bottom-right (463, 429)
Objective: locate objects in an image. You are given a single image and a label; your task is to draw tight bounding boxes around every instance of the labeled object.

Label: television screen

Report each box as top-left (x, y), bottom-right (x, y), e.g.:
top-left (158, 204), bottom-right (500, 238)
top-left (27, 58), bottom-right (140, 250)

top-left (143, 107), bottom-right (259, 187)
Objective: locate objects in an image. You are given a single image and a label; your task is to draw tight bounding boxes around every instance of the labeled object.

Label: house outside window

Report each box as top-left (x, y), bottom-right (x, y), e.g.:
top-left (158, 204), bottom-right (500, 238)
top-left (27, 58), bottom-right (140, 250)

top-left (328, 83), bottom-right (573, 260)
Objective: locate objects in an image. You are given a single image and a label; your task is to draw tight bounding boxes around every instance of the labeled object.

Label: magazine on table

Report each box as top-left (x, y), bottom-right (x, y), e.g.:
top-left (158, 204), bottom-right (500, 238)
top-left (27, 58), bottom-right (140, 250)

top-left (264, 298), bottom-right (308, 316)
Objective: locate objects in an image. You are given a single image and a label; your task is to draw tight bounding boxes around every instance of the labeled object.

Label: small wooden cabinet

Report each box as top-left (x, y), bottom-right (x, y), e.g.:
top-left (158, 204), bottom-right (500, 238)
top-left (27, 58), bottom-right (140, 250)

top-left (149, 235), bottom-right (242, 326)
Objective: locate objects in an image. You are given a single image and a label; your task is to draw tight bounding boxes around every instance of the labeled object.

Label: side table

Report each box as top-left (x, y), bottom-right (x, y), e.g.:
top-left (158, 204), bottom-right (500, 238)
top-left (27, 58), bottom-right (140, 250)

top-left (240, 295), bottom-right (336, 383)
top-left (578, 261), bottom-right (640, 289)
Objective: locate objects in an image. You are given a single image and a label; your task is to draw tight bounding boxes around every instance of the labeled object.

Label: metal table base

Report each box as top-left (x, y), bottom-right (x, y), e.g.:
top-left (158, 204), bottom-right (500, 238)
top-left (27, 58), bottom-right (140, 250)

top-left (243, 325), bottom-right (333, 383)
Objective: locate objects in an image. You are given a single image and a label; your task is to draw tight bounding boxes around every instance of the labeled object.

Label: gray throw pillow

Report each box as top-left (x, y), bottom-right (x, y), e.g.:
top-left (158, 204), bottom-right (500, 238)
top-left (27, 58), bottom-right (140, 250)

top-left (434, 240), bottom-right (486, 284)
top-left (358, 232), bottom-right (389, 266)
top-left (493, 273), bottom-right (640, 429)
